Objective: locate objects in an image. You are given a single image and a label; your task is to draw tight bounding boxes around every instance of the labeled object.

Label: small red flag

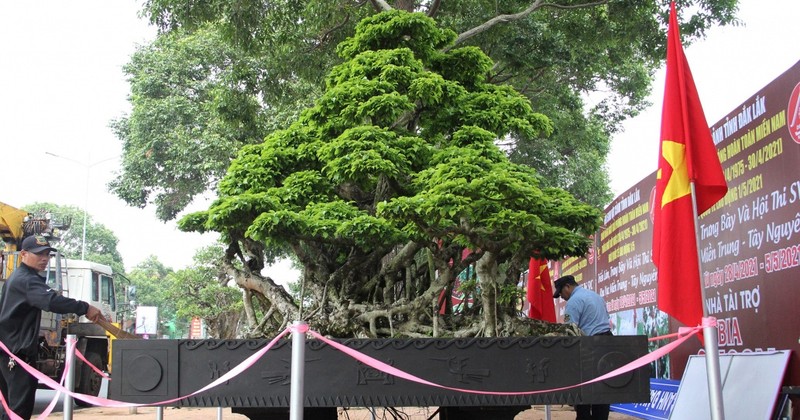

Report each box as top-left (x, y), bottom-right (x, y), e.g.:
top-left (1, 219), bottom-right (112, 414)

top-left (653, 2), bottom-right (728, 329)
top-left (527, 258), bottom-right (556, 322)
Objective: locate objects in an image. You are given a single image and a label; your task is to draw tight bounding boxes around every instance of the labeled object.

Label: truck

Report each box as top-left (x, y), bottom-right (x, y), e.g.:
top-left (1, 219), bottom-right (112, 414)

top-left (0, 201), bottom-right (124, 401)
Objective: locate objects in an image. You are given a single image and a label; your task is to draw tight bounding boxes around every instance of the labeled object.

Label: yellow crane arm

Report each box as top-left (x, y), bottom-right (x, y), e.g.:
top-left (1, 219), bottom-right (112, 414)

top-left (0, 201), bottom-right (29, 247)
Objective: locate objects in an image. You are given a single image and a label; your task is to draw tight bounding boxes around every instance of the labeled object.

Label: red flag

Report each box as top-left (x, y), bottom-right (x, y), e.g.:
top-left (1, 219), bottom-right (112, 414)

top-left (653, 2), bottom-right (728, 329)
top-left (527, 258), bottom-right (556, 322)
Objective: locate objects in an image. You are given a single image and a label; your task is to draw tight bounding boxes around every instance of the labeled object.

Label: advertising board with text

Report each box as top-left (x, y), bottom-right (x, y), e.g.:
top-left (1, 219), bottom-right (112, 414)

top-left (560, 60), bottom-right (800, 385)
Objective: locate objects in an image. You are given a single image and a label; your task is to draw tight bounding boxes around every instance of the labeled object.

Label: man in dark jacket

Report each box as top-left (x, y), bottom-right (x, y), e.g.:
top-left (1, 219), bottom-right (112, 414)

top-left (0, 235), bottom-right (105, 420)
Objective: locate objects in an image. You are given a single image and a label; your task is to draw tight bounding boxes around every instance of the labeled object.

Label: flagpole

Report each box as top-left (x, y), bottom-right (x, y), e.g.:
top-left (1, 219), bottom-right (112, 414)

top-left (690, 182), bottom-right (726, 420)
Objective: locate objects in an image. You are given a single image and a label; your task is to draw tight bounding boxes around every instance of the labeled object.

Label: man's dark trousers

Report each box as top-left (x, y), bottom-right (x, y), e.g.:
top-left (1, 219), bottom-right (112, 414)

top-left (0, 353), bottom-right (38, 420)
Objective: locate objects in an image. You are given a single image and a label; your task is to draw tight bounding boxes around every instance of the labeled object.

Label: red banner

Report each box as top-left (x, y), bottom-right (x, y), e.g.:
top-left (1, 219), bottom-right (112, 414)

top-left (527, 258), bottom-right (556, 322)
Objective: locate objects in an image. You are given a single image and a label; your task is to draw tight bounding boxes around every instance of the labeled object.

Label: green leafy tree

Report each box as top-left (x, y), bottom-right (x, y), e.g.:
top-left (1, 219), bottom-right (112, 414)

top-left (127, 255), bottom-right (177, 333)
top-left (21, 202), bottom-right (124, 273)
top-left (167, 245), bottom-right (243, 339)
top-left (180, 11), bottom-right (600, 338)
top-left (110, 26), bottom-right (272, 221)
top-left (113, 0), bottom-right (739, 219)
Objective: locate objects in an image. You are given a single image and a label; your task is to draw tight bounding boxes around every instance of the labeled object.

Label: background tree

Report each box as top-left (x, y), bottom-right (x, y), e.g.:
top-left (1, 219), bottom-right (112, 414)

top-left (110, 26), bottom-right (271, 221)
top-left (113, 0), bottom-right (740, 219)
top-left (180, 11), bottom-right (600, 338)
top-left (166, 245), bottom-right (243, 339)
top-left (21, 202), bottom-right (124, 274)
top-left (126, 255), bottom-right (177, 334)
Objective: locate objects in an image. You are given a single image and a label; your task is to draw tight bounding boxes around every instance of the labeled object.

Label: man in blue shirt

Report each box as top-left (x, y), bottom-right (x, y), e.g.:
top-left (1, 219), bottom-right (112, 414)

top-left (553, 275), bottom-right (612, 420)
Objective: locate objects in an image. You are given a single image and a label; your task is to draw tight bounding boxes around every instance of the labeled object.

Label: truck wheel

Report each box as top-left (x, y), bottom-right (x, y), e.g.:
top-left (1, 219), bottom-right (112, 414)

top-left (76, 351), bottom-right (104, 406)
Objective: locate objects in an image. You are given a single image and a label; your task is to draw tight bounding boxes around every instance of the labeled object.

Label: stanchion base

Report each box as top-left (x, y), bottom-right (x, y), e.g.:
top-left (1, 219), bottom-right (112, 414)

top-left (230, 406), bottom-right (527, 420)
top-left (439, 405), bottom-right (528, 419)
top-left (232, 407), bottom-right (336, 420)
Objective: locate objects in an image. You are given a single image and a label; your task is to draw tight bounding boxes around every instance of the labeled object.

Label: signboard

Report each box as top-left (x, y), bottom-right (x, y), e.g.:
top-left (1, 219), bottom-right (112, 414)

top-left (189, 316), bottom-right (204, 339)
top-left (670, 351), bottom-right (791, 420)
top-left (135, 305), bottom-right (158, 335)
top-left (560, 59), bottom-right (800, 384)
top-left (551, 237), bottom-right (599, 324)
top-left (672, 60), bottom-right (800, 382)
top-left (612, 378), bottom-right (680, 420)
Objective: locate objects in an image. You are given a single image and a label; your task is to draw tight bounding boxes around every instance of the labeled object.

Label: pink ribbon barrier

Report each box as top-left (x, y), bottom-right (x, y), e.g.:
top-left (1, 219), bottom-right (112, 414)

top-left (74, 349), bottom-right (111, 381)
top-left (648, 317), bottom-right (716, 342)
top-left (0, 317), bottom-right (716, 418)
top-left (307, 324), bottom-right (704, 396)
top-left (0, 327), bottom-right (291, 415)
top-left (36, 337), bottom-right (75, 420)
top-left (0, 337), bottom-right (75, 420)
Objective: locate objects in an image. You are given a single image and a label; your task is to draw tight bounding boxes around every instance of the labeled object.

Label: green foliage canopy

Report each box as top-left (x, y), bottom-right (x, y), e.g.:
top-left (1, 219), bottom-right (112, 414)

top-left (116, 0), bottom-right (740, 219)
top-left (110, 26), bottom-right (270, 221)
top-left (181, 11), bottom-right (602, 337)
top-left (126, 255), bottom-right (176, 326)
top-left (167, 245), bottom-right (243, 339)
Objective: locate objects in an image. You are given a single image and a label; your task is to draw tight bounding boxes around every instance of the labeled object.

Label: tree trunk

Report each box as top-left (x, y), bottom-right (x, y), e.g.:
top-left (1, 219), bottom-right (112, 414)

top-left (475, 252), bottom-right (500, 337)
top-left (242, 289), bottom-right (257, 330)
top-left (223, 258), bottom-right (300, 332)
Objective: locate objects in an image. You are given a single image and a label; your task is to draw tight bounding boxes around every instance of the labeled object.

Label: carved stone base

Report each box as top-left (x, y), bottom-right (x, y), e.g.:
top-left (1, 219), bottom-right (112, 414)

top-left (110, 335), bottom-right (650, 419)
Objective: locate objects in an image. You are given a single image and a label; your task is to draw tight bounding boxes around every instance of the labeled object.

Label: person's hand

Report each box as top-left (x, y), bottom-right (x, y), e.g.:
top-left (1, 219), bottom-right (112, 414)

top-left (85, 305), bottom-right (107, 324)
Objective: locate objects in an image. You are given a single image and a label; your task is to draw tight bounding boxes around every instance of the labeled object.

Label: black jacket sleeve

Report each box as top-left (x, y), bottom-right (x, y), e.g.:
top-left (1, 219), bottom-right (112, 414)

top-left (26, 277), bottom-right (89, 315)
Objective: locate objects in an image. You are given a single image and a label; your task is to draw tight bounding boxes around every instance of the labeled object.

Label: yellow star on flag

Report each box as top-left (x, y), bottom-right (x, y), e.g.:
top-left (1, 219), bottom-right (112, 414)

top-left (657, 140), bottom-right (691, 207)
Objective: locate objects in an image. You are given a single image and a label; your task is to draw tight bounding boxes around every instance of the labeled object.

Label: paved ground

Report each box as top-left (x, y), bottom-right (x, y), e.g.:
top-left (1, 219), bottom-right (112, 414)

top-left (63, 405), bottom-right (639, 419)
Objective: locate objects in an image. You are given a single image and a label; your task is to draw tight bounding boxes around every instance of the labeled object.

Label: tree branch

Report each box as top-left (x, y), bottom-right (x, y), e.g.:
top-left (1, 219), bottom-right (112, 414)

top-left (540, 0), bottom-right (609, 11)
top-left (310, 14), bottom-right (351, 51)
top-left (449, 0), bottom-right (545, 48)
top-left (449, 0), bottom-right (609, 48)
top-left (369, 0), bottom-right (393, 12)
top-left (394, 0), bottom-right (415, 12)
top-left (426, 0), bottom-right (442, 17)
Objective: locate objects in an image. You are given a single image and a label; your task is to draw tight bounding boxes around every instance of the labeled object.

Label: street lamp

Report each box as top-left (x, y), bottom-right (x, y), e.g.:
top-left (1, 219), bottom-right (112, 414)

top-left (45, 152), bottom-right (116, 260)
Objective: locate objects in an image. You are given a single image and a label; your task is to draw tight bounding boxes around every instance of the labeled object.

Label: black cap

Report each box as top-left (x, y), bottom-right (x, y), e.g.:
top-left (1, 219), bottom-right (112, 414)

top-left (21, 235), bottom-right (57, 254)
top-left (553, 275), bottom-right (577, 298)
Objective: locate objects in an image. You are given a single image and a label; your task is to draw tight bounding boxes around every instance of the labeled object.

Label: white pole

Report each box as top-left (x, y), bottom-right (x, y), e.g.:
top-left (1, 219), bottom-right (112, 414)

top-left (290, 321), bottom-right (306, 420)
top-left (63, 334), bottom-right (77, 420)
top-left (544, 404), bottom-right (551, 420)
top-left (690, 182), bottom-right (725, 420)
top-left (43, 152), bottom-right (116, 260)
top-left (156, 406), bottom-right (164, 420)
top-left (81, 165), bottom-right (89, 260)
top-left (217, 406), bottom-right (223, 420)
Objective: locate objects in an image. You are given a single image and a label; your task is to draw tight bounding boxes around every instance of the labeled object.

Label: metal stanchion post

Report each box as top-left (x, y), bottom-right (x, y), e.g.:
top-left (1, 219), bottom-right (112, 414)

top-left (702, 322), bottom-right (725, 419)
top-left (544, 404), bottom-right (551, 420)
top-left (156, 406), bottom-right (164, 420)
top-left (217, 406), bottom-right (223, 420)
top-left (290, 321), bottom-right (307, 420)
top-left (690, 183), bottom-right (726, 420)
top-left (64, 334), bottom-right (77, 420)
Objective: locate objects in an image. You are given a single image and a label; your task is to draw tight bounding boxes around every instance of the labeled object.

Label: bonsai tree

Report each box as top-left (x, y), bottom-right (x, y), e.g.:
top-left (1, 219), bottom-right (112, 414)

top-left (180, 11), bottom-right (600, 338)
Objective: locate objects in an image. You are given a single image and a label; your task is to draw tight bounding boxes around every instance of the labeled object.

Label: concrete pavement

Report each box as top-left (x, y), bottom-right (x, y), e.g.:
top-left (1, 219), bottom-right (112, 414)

top-left (33, 379), bottom-right (638, 419)
top-left (40, 405), bottom-right (638, 419)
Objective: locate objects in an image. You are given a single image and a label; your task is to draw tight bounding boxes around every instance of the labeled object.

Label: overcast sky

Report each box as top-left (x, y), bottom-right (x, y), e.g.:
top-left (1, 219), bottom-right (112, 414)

top-left (1, 1), bottom-right (798, 275)
top-left (607, 0), bottom-right (800, 195)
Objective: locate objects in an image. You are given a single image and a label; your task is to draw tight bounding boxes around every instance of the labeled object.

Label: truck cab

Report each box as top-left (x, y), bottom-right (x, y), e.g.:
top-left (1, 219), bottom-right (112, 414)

top-left (39, 258), bottom-right (117, 400)
top-left (44, 259), bottom-right (117, 320)
top-left (1, 203), bottom-right (122, 400)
